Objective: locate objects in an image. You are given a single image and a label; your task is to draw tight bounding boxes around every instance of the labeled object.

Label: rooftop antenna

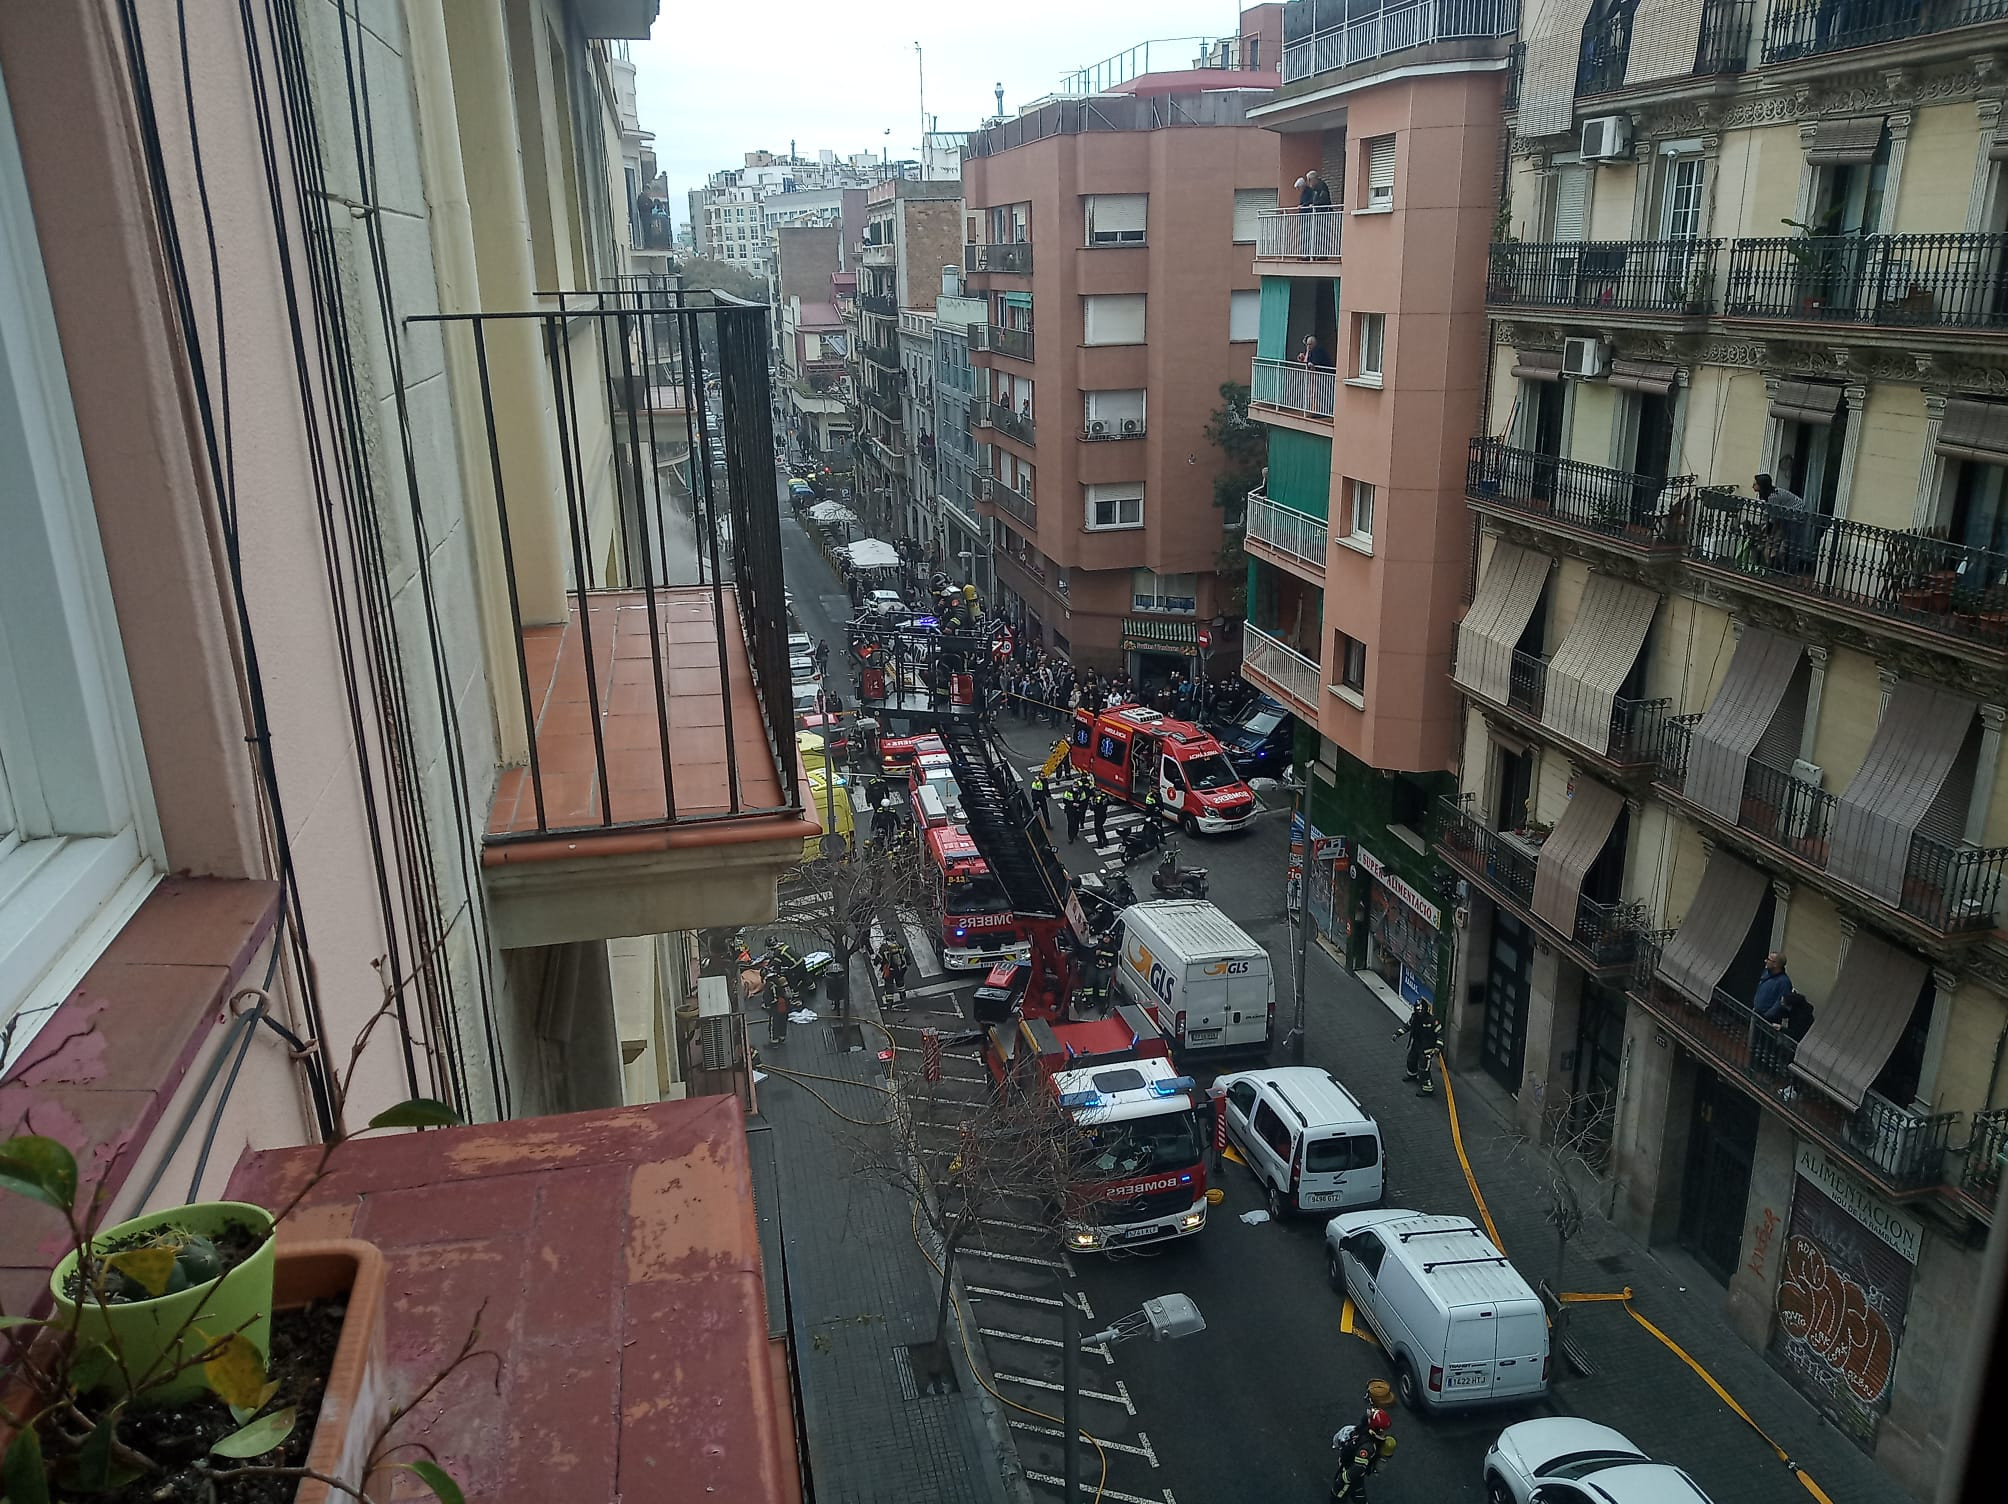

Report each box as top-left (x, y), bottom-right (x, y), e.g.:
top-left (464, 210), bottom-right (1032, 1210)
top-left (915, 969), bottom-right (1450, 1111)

top-left (916, 43), bottom-right (926, 150)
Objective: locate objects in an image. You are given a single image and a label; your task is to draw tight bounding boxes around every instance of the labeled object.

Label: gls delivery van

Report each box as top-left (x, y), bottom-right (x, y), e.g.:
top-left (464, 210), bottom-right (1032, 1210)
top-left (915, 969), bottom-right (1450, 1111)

top-left (1111, 900), bottom-right (1272, 1057)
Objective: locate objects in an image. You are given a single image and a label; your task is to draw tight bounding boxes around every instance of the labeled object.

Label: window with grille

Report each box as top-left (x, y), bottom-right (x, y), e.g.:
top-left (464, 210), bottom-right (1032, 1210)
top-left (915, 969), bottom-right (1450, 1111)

top-left (1364, 136), bottom-right (1396, 211)
top-left (1086, 482), bottom-right (1144, 530)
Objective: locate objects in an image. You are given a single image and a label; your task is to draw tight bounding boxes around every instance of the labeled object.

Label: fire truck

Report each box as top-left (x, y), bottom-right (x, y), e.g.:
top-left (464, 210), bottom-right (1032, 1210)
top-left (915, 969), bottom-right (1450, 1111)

top-left (984, 1004), bottom-right (1210, 1251)
top-left (1068, 706), bottom-right (1259, 835)
top-left (920, 820), bottom-right (1028, 970)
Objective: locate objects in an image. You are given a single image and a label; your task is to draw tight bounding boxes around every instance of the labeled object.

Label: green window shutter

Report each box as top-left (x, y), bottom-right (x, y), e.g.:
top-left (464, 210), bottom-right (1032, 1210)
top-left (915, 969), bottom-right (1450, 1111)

top-left (1265, 429), bottom-right (1332, 521)
top-left (1257, 278), bottom-right (1292, 361)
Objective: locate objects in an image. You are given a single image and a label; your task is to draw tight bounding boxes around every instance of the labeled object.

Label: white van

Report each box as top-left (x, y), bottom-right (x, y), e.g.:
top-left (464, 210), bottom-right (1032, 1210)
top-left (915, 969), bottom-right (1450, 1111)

top-left (1216, 1067), bottom-right (1383, 1218)
top-left (1324, 1209), bottom-right (1549, 1414)
top-left (1111, 901), bottom-right (1272, 1057)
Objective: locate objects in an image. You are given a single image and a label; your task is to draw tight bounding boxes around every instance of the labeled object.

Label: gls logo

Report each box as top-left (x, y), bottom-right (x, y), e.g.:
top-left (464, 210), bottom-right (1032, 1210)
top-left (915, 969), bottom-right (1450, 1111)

top-left (1202, 960), bottom-right (1252, 977)
top-left (1125, 939), bottom-right (1176, 1007)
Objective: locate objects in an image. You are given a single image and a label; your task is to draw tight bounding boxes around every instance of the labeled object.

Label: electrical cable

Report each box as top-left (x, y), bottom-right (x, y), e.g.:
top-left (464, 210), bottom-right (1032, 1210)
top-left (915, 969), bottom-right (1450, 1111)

top-left (187, 992), bottom-right (270, 1201)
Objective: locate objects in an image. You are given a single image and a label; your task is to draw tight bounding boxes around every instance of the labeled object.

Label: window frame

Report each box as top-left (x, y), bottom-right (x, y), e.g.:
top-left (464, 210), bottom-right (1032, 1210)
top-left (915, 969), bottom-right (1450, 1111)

top-left (1352, 313), bottom-right (1385, 387)
top-left (1231, 187), bottom-right (1278, 243)
top-left (1343, 479), bottom-right (1376, 551)
top-left (1335, 632), bottom-right (1368, 697)
top-left (1131, 569), bottom-right (1198, 614)
top-left (1362, 135), bottom-right (1396, 213)
top-left (1082, 293), bottom-right (1147, 347)
top-left (1084, 193), bottom-right (1148, 247)
top-left (1228, 288), bottom-right (1262, 344)
top-left (1085, 482), bottom-right (1144, 532)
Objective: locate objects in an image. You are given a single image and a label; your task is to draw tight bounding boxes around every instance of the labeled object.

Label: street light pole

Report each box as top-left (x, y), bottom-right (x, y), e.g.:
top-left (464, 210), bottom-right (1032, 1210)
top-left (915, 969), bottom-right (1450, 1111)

top-left (1288, 778), bottom-right (1310, 1064)
top-left (1062, 1294), bottom-right (1206, 1493)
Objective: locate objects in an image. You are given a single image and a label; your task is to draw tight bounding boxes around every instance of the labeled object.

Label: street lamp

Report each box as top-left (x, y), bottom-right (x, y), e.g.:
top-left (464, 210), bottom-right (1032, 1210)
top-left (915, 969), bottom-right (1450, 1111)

top-left (1280, 777), bottom-right (1310, 1064)
top-left (1062, 1294), bottom-right (1205, 1497)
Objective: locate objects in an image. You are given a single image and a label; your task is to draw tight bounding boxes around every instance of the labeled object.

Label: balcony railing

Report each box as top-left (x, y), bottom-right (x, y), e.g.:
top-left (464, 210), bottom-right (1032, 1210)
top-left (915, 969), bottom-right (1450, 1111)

top-left (1242, 623), bottom-right (1323, 717)
top-left (1724, 233), bottom-right (2008, 331)
top-left (1255, 207), bottom-right (1344, 261)
top-left (1436, 797), bottom-right (1645, 970)
top-left (863, 384), bottom-right (902, 422)
top-left (858, 291), bottom-right (898, 318)
top-left (1082, 415), bottom-right (1146, 441)
top-left (1628, 937), bottom-right (1959, 1195)
top-left (986, 401), bottom-right (1036, 446)
top-left (982, 474), bottom-right (1038, 530)
top-left (859, 241), bottom-right (893, 265)
top-left (1251, 357), bottom-right (1337, 420)
top-left (1454, 627), bottom-right (1670, 767)
top-left (868, 428), bottom-right (906, 462)
top-left (1281, 0), bottom-right (1520, 84)
top-left (1575, 6), bottom-right (1634, 94)
top-left (1960, 1107), bottom-right (2008, 1213)
top-left (1696, 0), bottom-right (1757, 72)
top-left (1658, 718), bottom-right (2008, 934)
top-left (1466, 438), bottom-right (1694, 550)
top-left (979, 324), bottom-right (1035, 362)
top-left (859, 338), bottom-right (899, 369)
top-left (1685, 489), bottom-right (2008, 646)
top-left (1568, 0), bottom-right (1753, 91)
top-left (966, 242), bottom-right (1034, 275)
top-left (419, 293), bottom-right (800, 843)
top-left (1486, 239), bottom-right (1720, 316)
top-left (1244, 490), bottom-right (1328, 575)
top-left (1761, 0), bottom-right (2008, 65)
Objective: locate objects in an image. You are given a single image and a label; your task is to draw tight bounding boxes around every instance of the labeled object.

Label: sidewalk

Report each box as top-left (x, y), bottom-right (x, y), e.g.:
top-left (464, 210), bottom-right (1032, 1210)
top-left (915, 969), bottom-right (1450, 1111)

top-left (1300, 945), bottom-right (1915, 1504)
top-left (746, 960), bottom-right (1028, 1504)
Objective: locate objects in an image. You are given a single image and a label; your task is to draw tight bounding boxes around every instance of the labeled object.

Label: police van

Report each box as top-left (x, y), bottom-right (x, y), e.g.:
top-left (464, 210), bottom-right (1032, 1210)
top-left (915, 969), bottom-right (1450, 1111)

top-left (1110, 900), bottom-right (1272, 1058)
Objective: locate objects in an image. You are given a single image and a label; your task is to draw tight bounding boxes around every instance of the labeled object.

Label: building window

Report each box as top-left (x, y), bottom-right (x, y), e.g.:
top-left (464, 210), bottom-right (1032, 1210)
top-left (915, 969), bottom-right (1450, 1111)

top-left (1345, 480), bottom-right (1375, 544)
top-left (1660, 154), bottom-right (1705, 241)
top-left (1132, 570), bottom-right (1197, 613)
top-left (1229, 289), bottom-right (1261, 343)
top-left (1084, 193), bottom-right (1147, 245)
top-left (1232, 187), bottom-right (1278, 243)
top-left (1354, 314), bottom-right (1384, 385)
top-left (1083, 293), bottom-right (1147, 346)
top-left (1364, 135), bottom-right (1396, 212)
top-left (1336, 632), bottom-right (1368, 695)
top-left (1084, 389), bottom-right (1145, 438)
top-left (1086, 482), bottom-right (1144, 530)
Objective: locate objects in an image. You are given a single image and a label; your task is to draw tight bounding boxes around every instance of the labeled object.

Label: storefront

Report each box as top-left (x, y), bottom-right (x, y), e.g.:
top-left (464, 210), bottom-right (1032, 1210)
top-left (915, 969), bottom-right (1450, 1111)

top-left (1120, 616), bottom-right (1198, 691)
top-left (1289, 815), bottom-right (1346, 943)
top-left (1356, 845), bottom-right (1443, 1008)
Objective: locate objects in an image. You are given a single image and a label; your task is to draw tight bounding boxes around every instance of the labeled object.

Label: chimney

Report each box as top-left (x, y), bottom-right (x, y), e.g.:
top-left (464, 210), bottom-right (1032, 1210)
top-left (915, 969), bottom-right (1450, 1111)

top-left (994, 82), bottom-right (1004, 121)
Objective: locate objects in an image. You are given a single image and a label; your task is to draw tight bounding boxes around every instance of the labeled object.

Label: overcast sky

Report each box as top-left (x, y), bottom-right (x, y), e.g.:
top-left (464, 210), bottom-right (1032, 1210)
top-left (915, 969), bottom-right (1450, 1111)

top-left (630, 2), bottom-right (1254, 215)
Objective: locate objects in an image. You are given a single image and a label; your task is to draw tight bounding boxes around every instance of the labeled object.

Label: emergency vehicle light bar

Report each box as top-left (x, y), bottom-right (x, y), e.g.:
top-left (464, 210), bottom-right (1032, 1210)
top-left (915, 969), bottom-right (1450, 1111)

top-left (1150, 1077), bottom-right (1197, 1097)
top-left (1058, 1090), bottom-right (1102, 1110)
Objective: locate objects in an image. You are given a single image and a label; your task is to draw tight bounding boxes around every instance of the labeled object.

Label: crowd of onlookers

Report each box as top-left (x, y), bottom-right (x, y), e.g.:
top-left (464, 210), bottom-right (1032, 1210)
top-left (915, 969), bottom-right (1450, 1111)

top-left (999, 653), bottom-right (1212, 725)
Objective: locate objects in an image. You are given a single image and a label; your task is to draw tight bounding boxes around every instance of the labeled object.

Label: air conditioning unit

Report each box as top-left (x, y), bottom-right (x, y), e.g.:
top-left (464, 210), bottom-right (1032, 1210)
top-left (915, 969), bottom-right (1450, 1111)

top-left (1580, 114), bottom-right (1633, 162)
top-left (1121, 418), bottom-right (1141, 435)
top-left (1089, 419), bottom-right (1108, 436)
top-left (1785, 759), bottom-right (1824, 840)
top-left (695, 976), bottom-right (740, 1070)
top-left (1562, 336), bottom-right (1607, 378)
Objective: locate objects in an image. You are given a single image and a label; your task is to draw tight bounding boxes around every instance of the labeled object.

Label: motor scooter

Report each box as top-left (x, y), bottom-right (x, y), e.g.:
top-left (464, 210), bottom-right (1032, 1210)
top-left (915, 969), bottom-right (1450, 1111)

top-left (1150, 841), bottom-right (1209, 899)
top-left (1117, 818), bottom-right (1165, 865)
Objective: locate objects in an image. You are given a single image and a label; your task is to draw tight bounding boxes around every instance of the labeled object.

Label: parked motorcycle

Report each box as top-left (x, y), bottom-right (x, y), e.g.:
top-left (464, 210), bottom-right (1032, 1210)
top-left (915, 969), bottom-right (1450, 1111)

top-left (1117, 818), bottom-right (1166, 865)
top-left (1150, 842), bottom-right (1209, 899)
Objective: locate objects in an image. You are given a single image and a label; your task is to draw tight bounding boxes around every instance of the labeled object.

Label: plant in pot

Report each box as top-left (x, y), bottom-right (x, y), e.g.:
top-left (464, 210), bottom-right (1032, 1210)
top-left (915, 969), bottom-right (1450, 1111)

top-left (0, 1093), bottom-right (469, 1504)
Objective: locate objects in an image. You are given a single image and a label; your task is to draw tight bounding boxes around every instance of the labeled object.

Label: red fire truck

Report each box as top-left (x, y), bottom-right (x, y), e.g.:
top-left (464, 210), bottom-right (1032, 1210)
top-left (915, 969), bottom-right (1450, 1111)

top-left (984, 1004), bottom-right (1210, 1251)
top-left (922, 822), bottom-right (1028, 970)
top-left (1068, 706), bottom-right (1259, 835)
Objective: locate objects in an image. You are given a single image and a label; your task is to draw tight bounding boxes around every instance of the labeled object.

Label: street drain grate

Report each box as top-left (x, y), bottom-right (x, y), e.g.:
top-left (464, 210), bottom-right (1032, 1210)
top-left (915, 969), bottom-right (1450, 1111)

top-left (894, 1342), bottom-right (960, 1399)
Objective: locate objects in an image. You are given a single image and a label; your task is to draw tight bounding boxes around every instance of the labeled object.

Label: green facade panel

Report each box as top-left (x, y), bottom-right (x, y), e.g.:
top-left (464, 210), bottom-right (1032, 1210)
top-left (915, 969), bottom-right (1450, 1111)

top-left (1257, 277), bottom-right (1292, 360)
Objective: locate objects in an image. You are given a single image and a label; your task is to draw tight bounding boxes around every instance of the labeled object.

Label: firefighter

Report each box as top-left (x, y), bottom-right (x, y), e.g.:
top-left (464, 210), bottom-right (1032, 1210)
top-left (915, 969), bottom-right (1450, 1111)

top-left (1394, 997), bottom-right (1443, 1096)
top-left (765, 970), bottom-right (793, 1046)
top-left (1330, 1407), bottom-right (1395, 1500)
top-left (876, 937), bottom-right (911, 1008)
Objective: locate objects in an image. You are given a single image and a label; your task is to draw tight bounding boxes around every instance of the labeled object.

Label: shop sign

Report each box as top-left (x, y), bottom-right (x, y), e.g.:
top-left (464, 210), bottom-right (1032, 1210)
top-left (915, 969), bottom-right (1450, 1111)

top-left (1355, 847), bottom-right (1441, 929)
top-left (1793, 1145), bottom-right (1922, 1263)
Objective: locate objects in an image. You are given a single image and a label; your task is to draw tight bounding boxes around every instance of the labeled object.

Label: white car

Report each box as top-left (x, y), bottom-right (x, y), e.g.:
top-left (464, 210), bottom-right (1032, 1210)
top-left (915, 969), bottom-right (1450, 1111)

top-left (791, 678), bottom-right (824, 714)
top-left (866, 589), bottom-right (907, 618)
top-left (1483, 1419), bottom-right (1714, 1504)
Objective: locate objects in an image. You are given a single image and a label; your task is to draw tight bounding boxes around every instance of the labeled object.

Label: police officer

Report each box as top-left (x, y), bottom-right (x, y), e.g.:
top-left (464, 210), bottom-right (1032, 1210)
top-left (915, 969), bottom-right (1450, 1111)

top-left (1090, 787), bottom-right (1111, 846)
top-left (1394, 997), bottom-right (1443, 1096)
top-left (1029, 773), bottom-right (1050, 826)
top-left (1062, 781), bottom-right (1086, 845)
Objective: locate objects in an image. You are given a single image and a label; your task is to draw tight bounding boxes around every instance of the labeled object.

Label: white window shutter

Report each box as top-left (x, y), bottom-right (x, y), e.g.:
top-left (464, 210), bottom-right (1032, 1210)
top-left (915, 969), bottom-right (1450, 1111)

top-left (1232, 188), bottom-right (1277, 242)
top-left (1083, 294), bottom-right (1146, 345)
top-left (1551, 166), bottom-right (1588, 243)
top-left (1229, 290), bottom-right (1261, 342)
top-left (1086, 194), bottom-right (1147, 243)
top-left (1366, 136), bottom-right (1396, 207)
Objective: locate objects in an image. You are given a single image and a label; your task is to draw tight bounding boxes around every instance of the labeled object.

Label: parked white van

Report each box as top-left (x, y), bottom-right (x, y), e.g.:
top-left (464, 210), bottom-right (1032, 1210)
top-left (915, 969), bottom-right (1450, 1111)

top-left (1111, 900), bottom-right (1272, 1057)
top-left (1216, 1067), bottom-right (1383, 1218)
top-left (1325, 1209), bottom-right (1549, 1414)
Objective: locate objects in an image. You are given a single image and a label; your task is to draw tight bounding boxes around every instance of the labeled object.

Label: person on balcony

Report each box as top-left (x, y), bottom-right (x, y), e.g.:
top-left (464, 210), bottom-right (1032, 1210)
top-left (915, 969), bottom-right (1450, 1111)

top-left (1754, 952), bottom-right (1795, 1023)
top-left (1754, 472), bottom-right (1819, 576)
top-left (1299, 333), bottom-right (1334, 369)
top-left (1296, 169), bottom-right (1332, 211)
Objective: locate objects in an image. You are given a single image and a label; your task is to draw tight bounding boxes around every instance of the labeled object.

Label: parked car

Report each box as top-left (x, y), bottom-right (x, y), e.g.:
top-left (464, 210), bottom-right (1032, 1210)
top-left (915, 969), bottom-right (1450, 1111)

top-left (1325, 1208), bottom-right (1549, 1413)
top-left (1483, 1418), bottom-right (1714, 1504)
top-left (1213, 694), bottom-right (1295, 780)
top-left (1215, 1067), bottom-right (1383, 1218)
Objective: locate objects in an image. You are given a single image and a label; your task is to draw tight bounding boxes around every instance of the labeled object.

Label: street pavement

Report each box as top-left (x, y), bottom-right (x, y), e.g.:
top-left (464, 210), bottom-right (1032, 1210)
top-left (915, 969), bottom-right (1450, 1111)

top-left (767, 471), bottom-right (1913, 1504)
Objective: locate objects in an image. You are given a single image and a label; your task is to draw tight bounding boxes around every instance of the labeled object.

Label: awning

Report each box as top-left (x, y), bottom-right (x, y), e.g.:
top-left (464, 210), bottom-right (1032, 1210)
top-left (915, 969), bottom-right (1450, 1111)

top-left (1827, 681), bottom-right (1976, 904)
top-left (1805, 116), bottom-right (1885, 166)
top-left (1625, 0), bottom-right (1709, 87)
top-left (1791, 929), bottom-right (1929, 1110)
top-left (1121, 617), bottom-right (1199, 655)
top-left (1003, 290), bottom-right (1034, 309)
top-left (1531, 777), bottom-right (1626, 934)
top-left (1453, 542), bottom-right (1551, 706)
top-left (1935, 398), bottom-right (2008, 467)
top-left (1540, 574), bottom-right (1658, 755)
top-left (1686, 628), bottom-right (1805, 821)
top-left (1657, 851), bottom-right (1768, 1007)
top-left (1516, 0), bottom-right (1600, 137)
top-left (841, 538), bottom-right (902, 570)
top-left (1606, 359), bottom-right (1678, 396)
top-left (1512, 349), bottom-right (1563, 383)
top-left (1769, 379), bottom-right (1845, 428)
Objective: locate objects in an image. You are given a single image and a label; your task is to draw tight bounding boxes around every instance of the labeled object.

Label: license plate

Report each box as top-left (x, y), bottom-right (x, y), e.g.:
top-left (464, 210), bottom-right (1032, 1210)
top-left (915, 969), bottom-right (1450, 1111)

top-left (1300, 1190), bottom-right (1342, 1207)
top-left (1448, 1369), bottom-right (1488, 1389)
top-left (1122, 1225), bottom-right (1160, 1242)
top-left (1187, 1028), bottom-right (1221, 1043)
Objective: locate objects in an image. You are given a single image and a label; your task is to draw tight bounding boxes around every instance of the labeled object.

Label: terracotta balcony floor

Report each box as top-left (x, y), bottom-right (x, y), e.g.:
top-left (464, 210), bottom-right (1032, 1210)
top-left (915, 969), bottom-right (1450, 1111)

top-left (488, 585), bottom-right (790, 840)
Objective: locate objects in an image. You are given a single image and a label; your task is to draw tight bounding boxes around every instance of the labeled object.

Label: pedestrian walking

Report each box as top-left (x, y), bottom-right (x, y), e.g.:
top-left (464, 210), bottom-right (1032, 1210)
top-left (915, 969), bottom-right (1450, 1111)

top-left (1063, 782), bottom-right (1086, 845)
top-left (1091, 788), bottom-right (1110, 846)
top-left (1393, 997), bottom-right (1442, 1096)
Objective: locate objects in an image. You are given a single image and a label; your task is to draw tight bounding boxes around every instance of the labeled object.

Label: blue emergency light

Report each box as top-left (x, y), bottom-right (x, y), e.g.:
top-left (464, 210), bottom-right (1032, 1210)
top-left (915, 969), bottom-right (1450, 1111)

top-left (1150, 1077), bottom-right (1198, 1097)
top-left (1058, 1090), bottom-right (1102, 1110)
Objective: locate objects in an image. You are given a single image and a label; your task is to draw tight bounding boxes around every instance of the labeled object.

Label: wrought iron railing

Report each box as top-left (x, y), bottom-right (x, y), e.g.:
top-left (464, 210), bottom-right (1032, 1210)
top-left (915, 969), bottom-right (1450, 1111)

top-left (1282, 0), bottom-right (1520, 84)
top-left (416, 291), bottom-right (798, 840)
top-left (979, 324), bottom-right (1035, 362)
top-left (1255, 208), bottom-right (1345, 260)
top-left (987, 402), bottom-right (1036, 447)
top-left (859, 338), bottom-right (900, 369)
top-left (1724, 233), bottom-right (2008, 330)
top-left (1657, 718), bottom-right (2008, 933)
top-left (1961, 1107), bottom-right (2008, 1211)
top-left (1455, 629), bottom-right (1670, 765)
top-left (1575, 6), bottom-right (1634, 94)
top-left (1436, 797), bottom-right (1645, 968)
top-left (1503, 41), bottom-right (1524, 107)
top-left (1696, 0), bottom-right (1756, 72)
top-left (1685, 488), bottom-right (2008, 645)
top-left (1628, 936), bottom-right (1958, 1194)
top-left (1242, 623), bottom-right (1323, 715)
top-left (863, 384), bottom-right (902, 422)
top-left (1761, 0), bottom-right (2008, 64)
top-left (858, 291), bottom-right (898, 318)
top-left (1244, 490), bottom-right (1328, 574)
top-left (1251, 357), bottom-right (1337, 420)
top-left (966, 242), bottom-right (1034, 274)
top-left (1487, 239), bottom-right (1720, 315)
top-left (982, 474), bottom-right (1037, 530)
top-left (1466, 438), bottom-right (1694, 548)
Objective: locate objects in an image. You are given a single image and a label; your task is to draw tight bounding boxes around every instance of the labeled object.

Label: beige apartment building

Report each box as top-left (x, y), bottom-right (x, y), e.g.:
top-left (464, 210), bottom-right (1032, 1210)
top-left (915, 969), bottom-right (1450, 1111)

top-left (1438, 2), bottom-right (2008, 1493)
top-left (961, 13), bottom-right (1284, 676)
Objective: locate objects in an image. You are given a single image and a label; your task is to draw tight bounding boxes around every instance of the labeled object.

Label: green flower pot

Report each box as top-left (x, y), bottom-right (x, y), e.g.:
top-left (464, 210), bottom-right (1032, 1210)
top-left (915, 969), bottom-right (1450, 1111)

top-left (50, 1201), bottom-right (276, 1405)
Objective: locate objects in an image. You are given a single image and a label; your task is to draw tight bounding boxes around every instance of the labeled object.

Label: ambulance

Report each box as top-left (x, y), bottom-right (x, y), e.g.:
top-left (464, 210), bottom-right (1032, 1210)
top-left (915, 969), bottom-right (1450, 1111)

top-left (1068, 706), bottom-right (1259, 835)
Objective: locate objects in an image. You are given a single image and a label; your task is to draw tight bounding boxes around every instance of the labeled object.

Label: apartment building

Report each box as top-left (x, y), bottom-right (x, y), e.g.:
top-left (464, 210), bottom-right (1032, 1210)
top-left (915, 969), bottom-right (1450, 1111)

top-left (934, 274), bottom-right (995, 601)
top-left (962, 11), bottom-right (1284, 676)
top-left (777, 226), bottom-right (854, 476)
top-left (849, 178), bottom-right (964, 538)
top-left (1237, 3), bottom-right (1510, 1011)
top-left (1429, 4), bottom-right (2008, 1493)
top-left (0, 1), bottom-right (805, 1482)
top-left (900, 307), bottom-right (939, 546)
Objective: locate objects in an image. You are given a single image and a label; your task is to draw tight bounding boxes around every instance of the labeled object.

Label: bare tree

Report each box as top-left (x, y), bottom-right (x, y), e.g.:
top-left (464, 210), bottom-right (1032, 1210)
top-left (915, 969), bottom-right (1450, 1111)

top-left (776, 828), bottom-right (933, 998)
top-left (1510, 1085), bottom-right (1617, 1304)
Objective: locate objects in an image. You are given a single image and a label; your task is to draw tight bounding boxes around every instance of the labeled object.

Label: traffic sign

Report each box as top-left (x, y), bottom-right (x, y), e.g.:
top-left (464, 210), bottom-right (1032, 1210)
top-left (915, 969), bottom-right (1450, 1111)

top-left (1196, 626), bottom-right (1212, 649)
